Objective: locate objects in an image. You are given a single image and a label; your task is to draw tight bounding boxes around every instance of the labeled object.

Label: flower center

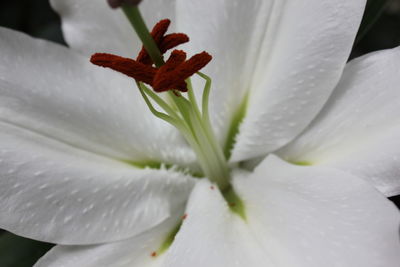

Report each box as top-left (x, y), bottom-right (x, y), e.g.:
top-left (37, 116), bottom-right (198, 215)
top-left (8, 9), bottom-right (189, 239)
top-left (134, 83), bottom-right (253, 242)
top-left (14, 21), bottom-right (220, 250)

top-left (90, 5), bottom-right (232, 190)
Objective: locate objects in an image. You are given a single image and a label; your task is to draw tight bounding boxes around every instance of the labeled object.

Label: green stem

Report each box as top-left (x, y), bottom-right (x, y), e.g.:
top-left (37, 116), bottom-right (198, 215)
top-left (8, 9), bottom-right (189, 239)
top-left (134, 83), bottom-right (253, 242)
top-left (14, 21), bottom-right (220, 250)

top-left (198, 72), bottom-right (211, 123)
top-left (137, 82), bottom-right (179, 126)
top-left (122, 5), bottom-right (164, 67)
top-left (188, 107), bottom-right (229, 190)
top-left (197, 73), bottom-right (228, 165)
top-left (140, 83), bottom-right (181, 120)
top-left (187, 78), bottom-right (202, 120)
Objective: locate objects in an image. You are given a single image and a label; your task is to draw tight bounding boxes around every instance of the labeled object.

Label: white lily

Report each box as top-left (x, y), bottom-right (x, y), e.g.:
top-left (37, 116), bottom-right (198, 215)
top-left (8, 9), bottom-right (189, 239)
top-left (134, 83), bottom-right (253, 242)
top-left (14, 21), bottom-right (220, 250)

top-left (0, 0), bottom-right (399, 266)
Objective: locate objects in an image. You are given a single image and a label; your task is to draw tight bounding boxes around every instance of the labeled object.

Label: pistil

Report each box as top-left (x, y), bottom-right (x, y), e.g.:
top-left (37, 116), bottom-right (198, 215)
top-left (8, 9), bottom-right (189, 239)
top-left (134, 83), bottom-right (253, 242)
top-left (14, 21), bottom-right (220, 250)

top-left (92, 5), bottom-right (231, 190)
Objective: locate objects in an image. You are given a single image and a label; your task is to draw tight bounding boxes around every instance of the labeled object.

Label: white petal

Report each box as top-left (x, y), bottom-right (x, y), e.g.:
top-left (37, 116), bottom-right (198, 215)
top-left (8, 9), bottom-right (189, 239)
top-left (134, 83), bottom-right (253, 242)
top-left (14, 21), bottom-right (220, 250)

top-left (162, 179), bottom-right (275, 266)
top-left (35, 216), bottom-right (179, 267)
top-left (175, 0), bottom-right (278, 145)
top-left (52, 0), bottom-right (366, 162)
top-left (50, 0), bottom-right (177, 57)
top-left (0, 122), bottom-right (194, 245)
top-left (163, 155), bottom-right (400, 267)
top-left (229, 0), bottom-right (366, 161)
top-left (278, 47), bottom-right (400, 196)
top-left (0, 27), bottom-right (195, 166)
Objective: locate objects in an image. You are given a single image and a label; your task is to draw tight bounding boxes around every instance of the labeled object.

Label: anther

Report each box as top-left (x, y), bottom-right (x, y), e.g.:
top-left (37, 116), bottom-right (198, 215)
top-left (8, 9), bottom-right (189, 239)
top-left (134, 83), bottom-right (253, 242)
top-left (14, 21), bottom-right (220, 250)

top-left (136, 19), bottom-right (189, 66)
top-left (159, 33), bottom-right (190, 55)
top-left (153, 50), bottom-right (188, 92)
top-left (90, 19), bottom-right (211, 94)
top-left (90, 53), bottom-right (156, 85)
top-left (137, 19), bottom-right (171, 65)
top-left (153, 51), bottom-right (212, 92)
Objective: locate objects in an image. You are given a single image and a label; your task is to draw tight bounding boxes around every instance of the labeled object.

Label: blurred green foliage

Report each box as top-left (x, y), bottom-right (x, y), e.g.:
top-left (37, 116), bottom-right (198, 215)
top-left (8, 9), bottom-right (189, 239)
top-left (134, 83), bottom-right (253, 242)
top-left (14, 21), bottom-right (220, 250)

top-left (0, 232), bottom-right (53, 267)
top-left (351, 0), bottom-right (400, 58)
top-left (0, 0), bottom-right (65, 44)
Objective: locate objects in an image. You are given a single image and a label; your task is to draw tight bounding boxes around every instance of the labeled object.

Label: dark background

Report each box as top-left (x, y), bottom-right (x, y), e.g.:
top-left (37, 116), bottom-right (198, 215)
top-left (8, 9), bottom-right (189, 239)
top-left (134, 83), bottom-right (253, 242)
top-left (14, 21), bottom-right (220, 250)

top-left (0, 0), bottom-right (399, 266)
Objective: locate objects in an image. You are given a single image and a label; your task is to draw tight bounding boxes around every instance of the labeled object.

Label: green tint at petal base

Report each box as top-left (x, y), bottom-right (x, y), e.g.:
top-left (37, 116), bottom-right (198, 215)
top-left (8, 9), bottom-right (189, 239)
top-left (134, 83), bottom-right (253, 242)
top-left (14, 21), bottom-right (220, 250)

top-left (156, 222), bottom-right (182, 256)
top-left (224, 93), bottom-right (249, 160)
top-left (123, 160), bottom-right (203, 178)
top-left (291, 160), bottom-right (312, 166)
top-left (123, 160), bottom-right (164, 169)
top-left (222, 186), bottom-right (246, 220)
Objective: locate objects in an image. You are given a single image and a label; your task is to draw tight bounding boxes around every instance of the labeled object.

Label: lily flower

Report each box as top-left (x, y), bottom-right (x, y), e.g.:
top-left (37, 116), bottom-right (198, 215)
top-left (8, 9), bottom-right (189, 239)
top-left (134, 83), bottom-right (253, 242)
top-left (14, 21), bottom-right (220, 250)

top-left (0, 0), bottom-right (399, 266)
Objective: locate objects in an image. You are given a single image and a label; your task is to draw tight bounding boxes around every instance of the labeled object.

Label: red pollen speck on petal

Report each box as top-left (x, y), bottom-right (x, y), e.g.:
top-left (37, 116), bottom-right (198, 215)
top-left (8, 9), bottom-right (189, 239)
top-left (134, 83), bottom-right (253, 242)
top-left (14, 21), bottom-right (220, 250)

top-left (210, 186), bottom-right (215, 190)
top-left (182, 213), bottom-right (188, 220)
top-left (151, 251), bottom-right (157, 257)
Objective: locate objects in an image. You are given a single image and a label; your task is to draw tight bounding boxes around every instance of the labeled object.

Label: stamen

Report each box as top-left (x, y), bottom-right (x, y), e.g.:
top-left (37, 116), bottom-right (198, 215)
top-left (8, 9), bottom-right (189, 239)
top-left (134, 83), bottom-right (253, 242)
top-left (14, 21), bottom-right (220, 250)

top-left (149, 19), bottom-right (171, 42)
top-left (137, 19), bottom-right (171, 65)
top-left (159, 33), bottom-right (190, 54)
top-left (136, 20), bottom-right (190, 67)
top-left (90, 50), bottom-right (210, 93)
top-left (90, 53), bottom-right (156, 85)
top-left (153, 51), bottom-right (212, 92)
top-left (163, 50), bottom-right (187, 69)
top-left (90, 16), bottom-right (230, 191)
top-left (154, 50), bottom-right (187, 92)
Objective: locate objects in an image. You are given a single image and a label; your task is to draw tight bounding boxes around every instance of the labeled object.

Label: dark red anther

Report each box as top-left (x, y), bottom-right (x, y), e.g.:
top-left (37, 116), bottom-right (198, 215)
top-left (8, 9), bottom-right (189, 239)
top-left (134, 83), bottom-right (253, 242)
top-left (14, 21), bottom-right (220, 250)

top-left (156, 50), bottom-right (188, 92)
top-left (163, 50), bottom-right (187, 69)
top-left (90, 53), bottom-right (156, 85)
top-left (136, 19), bottom-right (189, 66)
top-left (90, 19), bottom-right (211, 94)
top-left (153, 51), bottom-right (212, 92)
top-left (137, 19), bottom-right (171, 65)
top-left (159, 33), bottom-right (190, 55)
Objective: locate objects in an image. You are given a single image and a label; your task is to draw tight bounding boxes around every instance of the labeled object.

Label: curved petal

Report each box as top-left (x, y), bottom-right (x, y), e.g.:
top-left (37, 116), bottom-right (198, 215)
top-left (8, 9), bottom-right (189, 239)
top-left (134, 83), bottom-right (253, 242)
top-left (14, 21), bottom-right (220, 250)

top-left (50, 0), bottom-right (177, 57)
top-left (162, 156), bottom-right (400, 267)
top-left (226, 0), bottom-right (366, 161)
top-left (0, 27), bottom-right (195, 166)
top-left (162, 179), bottom-right (275, 266)
top-left (175, 0), bottom-right (279, 144)
top-left (34, 217), bottom-right (179, 267)
top-left (52, 0), bottom-right (367, 162)
top-left (278, 47), bottom-right (400, 197)
top-left (0, 122), bottom-right (194, 245)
